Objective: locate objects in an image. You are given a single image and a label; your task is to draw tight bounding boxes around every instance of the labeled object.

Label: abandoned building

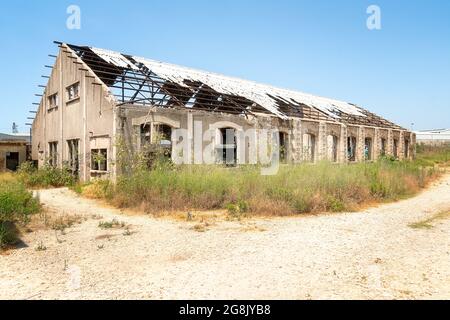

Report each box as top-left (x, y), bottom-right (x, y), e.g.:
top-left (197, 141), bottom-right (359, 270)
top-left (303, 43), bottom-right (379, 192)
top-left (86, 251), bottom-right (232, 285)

top-left (0, 133), bottom-right (31, 172)
top-left (31, 42), bottom-right (415, 182)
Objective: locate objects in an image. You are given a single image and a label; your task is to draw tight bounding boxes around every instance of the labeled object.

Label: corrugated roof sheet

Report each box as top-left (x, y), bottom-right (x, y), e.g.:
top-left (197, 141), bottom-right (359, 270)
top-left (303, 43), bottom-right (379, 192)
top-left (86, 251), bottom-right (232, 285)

top-left (90, 46), bottom-right (367, 120)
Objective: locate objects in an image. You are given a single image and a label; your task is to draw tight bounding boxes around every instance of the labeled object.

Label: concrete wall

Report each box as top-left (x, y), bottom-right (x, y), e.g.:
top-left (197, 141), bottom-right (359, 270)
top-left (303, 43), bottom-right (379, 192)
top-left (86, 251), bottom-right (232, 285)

top-left (117, 106), bottom-right (415, 169)
top-left (32, 45), bottom-right (116, 181)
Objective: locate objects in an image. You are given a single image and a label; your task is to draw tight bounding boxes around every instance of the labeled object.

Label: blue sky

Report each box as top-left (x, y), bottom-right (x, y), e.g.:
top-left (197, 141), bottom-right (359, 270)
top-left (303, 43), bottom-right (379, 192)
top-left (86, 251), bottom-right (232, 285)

top-left (0, 0), bottom-right (449, 133)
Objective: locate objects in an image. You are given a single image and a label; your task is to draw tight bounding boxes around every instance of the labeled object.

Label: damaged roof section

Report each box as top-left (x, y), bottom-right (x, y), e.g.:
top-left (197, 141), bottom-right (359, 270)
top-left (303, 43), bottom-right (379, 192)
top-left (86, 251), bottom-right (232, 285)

top-left (63, 43), bottom-right (403, 129)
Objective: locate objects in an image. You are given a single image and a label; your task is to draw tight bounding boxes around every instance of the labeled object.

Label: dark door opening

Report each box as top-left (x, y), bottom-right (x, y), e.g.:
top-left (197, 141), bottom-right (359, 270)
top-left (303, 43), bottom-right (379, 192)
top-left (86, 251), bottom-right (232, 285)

top-left (6, 152), bottom-right (19, 171)
top-left (279, 132), bottom-right (288, 163)
top-left (218, 128), bottom-right (237, 165)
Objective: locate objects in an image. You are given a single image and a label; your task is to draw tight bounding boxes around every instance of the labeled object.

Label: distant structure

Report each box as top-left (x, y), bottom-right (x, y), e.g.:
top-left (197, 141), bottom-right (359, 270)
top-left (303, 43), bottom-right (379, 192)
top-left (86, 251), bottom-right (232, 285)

top-left (0, 133), bottom-right (31, 171)
top-left (12, 122), bottom-right (19, 134)
top-left (31, 42), bottom-right (416, 182)
top-left (415, 129), bottom-right (450, 146)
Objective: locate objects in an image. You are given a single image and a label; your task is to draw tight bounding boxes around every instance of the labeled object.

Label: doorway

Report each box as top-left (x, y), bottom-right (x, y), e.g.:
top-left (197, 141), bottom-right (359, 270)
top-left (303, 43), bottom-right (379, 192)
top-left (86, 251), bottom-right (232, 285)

top-left (218, 127), bottom-right (237, 165)
top-left (302, 133), bottom-right (316, 162)
top-left (6, 152), bottom-right (19, 171)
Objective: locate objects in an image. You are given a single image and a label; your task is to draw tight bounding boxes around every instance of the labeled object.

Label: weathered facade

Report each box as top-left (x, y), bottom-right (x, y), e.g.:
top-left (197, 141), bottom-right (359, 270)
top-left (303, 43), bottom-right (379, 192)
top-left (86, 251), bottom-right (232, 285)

top-left (32, 43), bottom-right (415, 182)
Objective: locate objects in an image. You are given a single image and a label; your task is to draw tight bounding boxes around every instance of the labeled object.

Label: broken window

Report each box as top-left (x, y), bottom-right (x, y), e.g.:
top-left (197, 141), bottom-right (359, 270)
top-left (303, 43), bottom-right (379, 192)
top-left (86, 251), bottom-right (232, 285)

top-left (91, 149), bottom-right (107, 172)
top-left (66, 82), bottom-right (80, 101)
top-left (48, 142), bottom-right (58, 167)
top-left (217, 128), bottom-right (237, 165)
top-left (393, 139), bottom-right (399, 158)
top-left (364, 137), bottom-right (373, 161)
top-left (347, 137), bottom-right (357, 162)
top-left (67, 139), bottom-right (79, 176)
top-left (140, 124), bottom-right (151, 147)
top-left (380, 138), bottom-right (387, 156)
top-left (154, 124), bottom-right (172, 158)
top-left (279, 132), bottom-right (288, 163)
top-left (327, 135), bottom-right (338, 162)
top-left (48, 93), bottom-right (58, 111)
top-left (302, 133), bottom-right (316, 162)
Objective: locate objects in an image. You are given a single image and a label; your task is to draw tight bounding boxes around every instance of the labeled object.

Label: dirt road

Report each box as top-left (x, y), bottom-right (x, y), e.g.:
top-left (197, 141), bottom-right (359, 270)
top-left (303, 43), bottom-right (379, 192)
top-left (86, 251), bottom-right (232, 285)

top-left (1, 175), bottom-right (449, 300)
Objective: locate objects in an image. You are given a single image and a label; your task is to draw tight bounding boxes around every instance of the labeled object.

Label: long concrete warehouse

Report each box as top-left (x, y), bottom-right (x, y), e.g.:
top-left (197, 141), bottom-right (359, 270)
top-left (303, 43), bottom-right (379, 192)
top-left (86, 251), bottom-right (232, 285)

top-left (31, 42), bottom-right (415, 182)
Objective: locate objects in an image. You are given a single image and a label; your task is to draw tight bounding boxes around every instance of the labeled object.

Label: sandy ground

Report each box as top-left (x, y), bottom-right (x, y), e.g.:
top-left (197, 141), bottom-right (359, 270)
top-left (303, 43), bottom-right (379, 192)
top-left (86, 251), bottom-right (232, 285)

top-left (1, 175), bottom-right (450, 300)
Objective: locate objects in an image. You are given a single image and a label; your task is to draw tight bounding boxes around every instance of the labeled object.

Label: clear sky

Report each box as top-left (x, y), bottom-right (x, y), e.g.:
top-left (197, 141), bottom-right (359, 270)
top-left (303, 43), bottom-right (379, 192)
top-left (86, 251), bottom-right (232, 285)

top-left (0, 0), bottom-right (449, 133)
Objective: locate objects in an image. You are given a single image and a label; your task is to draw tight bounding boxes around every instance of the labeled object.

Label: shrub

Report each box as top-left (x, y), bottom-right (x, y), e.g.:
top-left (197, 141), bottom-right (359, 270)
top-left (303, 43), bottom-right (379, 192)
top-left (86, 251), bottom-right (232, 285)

top-left (0, 179), bottom-right (40, 247)
top-left (18, 162), bottom-right (75, 188)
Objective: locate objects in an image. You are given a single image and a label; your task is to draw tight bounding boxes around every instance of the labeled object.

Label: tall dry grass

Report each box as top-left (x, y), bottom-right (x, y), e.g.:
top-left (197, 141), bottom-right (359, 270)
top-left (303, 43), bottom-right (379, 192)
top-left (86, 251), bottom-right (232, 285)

top-left (85, 156), bottom-right (442, 216)
top-left (415, 144), bottom-right (450, 167)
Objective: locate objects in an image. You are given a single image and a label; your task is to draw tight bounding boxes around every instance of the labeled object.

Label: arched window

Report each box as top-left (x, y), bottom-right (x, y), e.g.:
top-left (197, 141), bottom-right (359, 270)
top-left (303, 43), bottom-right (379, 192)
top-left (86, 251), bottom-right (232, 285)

top-left (327, 135), bottom-right (338, 162)
top-left (154, 124), bottom-right (172, 147)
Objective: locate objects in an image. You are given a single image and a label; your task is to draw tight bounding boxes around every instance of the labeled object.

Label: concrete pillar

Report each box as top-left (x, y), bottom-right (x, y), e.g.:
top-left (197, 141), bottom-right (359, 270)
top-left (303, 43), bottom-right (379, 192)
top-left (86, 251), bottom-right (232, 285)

top-left (398, 131), bottom-right (405, 160)
top-left (387, 129), bottom-right (393, 157)
top-left (357, 126), bottom-right (365, 162)
top-left (290, 119), bottom-right (302, 163)
top-left (318, 122), bottom-right (327, 161)
top-left (373, 128), bottom-right (380, 160)
top-left (340, 124), bottom-right (347, 163)
top-left (187, 112), bottom-right (194, 164)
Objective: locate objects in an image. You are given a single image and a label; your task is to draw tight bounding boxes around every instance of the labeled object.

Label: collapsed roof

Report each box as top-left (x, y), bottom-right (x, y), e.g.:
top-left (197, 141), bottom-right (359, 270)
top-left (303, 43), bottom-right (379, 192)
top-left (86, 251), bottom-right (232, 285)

top-left (61, 42), bottom-right (403, 129)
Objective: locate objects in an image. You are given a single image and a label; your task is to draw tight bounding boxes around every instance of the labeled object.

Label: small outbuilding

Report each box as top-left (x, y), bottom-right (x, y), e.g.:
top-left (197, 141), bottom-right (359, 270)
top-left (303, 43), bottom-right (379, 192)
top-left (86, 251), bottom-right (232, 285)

top-left (0, 133), bottom-right (31, 172)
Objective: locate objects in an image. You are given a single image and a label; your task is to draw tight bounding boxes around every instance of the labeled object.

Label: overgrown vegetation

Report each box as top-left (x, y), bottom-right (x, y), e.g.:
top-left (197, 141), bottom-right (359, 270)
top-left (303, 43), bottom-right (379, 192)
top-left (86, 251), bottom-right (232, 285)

top-left (17, 162), bottom-right (75, 188)
top-left (415, 144), bottom-right (450, 167)
top-left (0, 174), bottom-right (40, 247)
top-left (76, 145), bottom-right (450, 216)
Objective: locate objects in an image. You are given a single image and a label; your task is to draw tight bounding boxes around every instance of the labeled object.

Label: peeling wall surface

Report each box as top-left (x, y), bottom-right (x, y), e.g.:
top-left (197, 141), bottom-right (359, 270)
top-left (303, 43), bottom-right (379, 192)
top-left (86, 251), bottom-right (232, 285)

top-left (31, 43), bottom-right (416, 182)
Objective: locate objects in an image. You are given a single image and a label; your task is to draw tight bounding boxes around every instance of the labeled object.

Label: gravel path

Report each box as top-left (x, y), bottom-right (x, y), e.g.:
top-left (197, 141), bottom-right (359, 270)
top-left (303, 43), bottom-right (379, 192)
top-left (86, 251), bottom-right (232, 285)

top-left (1, 175), bottom-right (450, 300)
